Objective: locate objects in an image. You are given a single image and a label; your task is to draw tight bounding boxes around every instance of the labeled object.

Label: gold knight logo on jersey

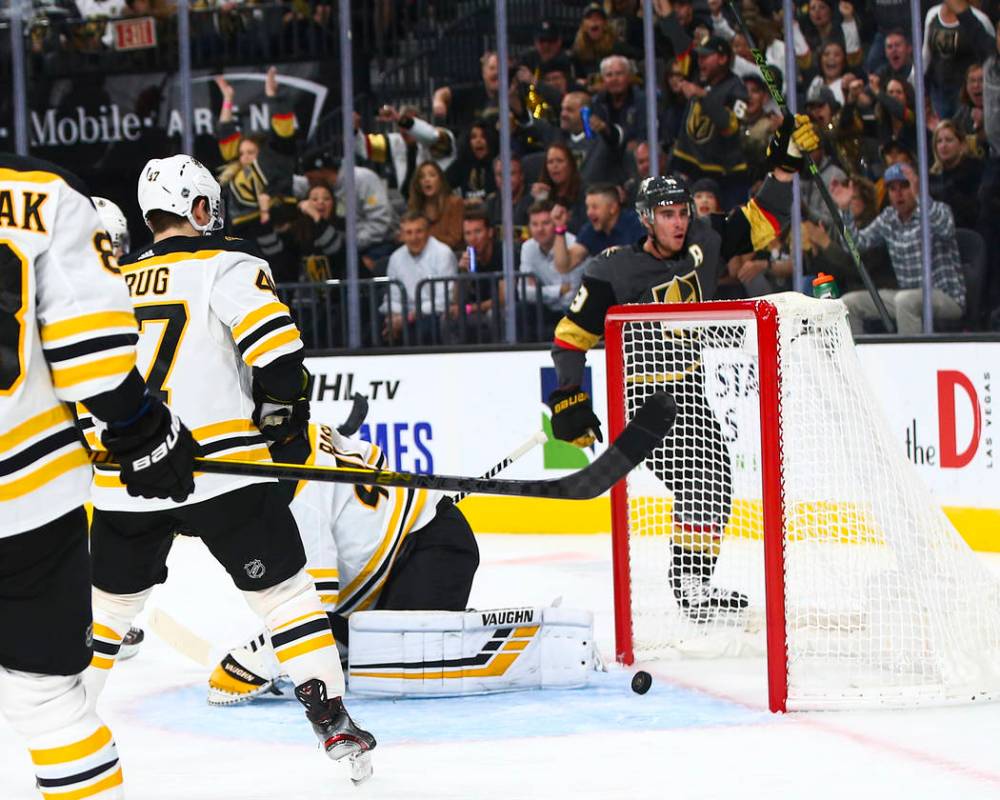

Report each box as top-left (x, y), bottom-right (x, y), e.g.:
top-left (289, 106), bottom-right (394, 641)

top-left (651, 270), bottom-right (703, 304)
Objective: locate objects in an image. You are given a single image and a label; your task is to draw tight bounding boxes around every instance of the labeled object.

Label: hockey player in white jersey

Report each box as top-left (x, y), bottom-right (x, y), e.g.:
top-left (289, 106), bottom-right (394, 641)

top-left (206, 420), bottom-right (480, 704)
top-left (92, 196), bottom-right (130, 258)
top-left (0, 152), bottom-right (199, 800)
top-left (81, 155), bottom-right (375, 780)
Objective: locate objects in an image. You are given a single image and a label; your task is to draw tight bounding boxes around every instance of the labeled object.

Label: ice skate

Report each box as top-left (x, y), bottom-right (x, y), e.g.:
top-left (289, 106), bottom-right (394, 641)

top-left (670, 543), bottom-right (748, 623)
top-left (118, 627), bottom-right (145, 661)
top-left (295, 679), bottom-right (376, 785)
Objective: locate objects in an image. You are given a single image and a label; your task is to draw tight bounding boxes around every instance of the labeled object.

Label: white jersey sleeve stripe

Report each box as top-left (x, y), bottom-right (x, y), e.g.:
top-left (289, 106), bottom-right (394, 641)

top-left (244, 327), bottom-right (303, 367)
top-left (232, 301), bottom-right (290, 340)
top-left (50, 352), bottom-right (136, 390)
top-left (39, 311), bottom-right (137, 344)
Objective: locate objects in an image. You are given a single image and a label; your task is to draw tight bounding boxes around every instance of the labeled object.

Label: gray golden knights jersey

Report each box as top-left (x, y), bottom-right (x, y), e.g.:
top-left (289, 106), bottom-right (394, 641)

top-left (291, 422), bottom-right (440, 616)
top-left (552, 175), bottom-right (792, 387)
top-left (83, 233), bottom-right (304, 511)
top-left (0, 154), bottom-right (139, 536)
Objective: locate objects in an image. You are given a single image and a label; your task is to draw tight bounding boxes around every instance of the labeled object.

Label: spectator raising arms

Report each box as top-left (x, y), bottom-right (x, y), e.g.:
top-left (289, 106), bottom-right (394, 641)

top-left (257, 180), bottom-right (345, 284)
top-left (432, 51), bottom-right (502, 128)
top-left (519, 200), bottom-right (584, 336)
top-left (832, 163), bottom-right (966, 333)
top-left (807, 40), bottom-right (854, 106)
top-left (571, 3), bottom-right (626, 85)
top-left (408, 161), bottom-right (466, 250)
top-left (929, 119), bottom-right (982, 229)
top-left (215, 66), bottom-right (297, 236)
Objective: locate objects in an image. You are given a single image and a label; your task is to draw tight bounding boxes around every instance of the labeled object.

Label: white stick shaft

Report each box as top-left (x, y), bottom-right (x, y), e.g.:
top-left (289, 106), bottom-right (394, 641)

top-left (451, 431), bottom-right (547, 503)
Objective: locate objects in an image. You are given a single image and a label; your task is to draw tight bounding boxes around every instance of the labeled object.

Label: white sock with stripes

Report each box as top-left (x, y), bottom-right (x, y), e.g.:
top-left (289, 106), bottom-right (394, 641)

top-left (85, 587), bottom-right (151, 707)
top-left (0, 670), bottom-right (124, 799)
top-left (244, 570), bottom-right (345, 697)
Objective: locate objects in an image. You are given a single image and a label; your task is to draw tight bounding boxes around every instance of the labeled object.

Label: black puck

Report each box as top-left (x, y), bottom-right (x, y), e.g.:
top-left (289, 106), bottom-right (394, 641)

top-left (631, 670), bottom-right (652, 695)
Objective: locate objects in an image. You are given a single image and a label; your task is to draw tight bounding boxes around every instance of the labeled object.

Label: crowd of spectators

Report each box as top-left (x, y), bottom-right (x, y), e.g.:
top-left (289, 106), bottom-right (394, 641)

top-left (18, 0), bottom-right (1000, 342)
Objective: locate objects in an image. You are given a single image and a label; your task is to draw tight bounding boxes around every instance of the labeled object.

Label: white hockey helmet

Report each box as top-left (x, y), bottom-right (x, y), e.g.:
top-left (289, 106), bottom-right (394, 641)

top-left (137, 155), bottom-right (224, 234)
top-left (92, 196), bottom-right (130, 255)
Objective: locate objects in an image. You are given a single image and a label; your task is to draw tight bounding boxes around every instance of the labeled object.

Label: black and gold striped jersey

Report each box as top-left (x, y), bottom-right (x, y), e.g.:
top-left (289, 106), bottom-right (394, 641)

top-left (0, 153), bottom-right (140, 536)
top-left (85, 232), bottom-right (304, 511)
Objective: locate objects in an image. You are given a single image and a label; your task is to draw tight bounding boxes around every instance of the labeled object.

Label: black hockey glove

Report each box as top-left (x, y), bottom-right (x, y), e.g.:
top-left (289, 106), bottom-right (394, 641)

top-left (252, 368), bottom-right (310, 442)
top-left (766, 113), bottom-right (819, 173)
top-left (101, 396), bottom-right (199, 503)
top-left (547, 387), bottom-right (603, 448)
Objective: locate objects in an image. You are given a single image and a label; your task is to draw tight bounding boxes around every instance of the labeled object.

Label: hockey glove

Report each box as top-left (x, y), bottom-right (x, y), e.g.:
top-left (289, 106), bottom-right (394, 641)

top-left (101, 395), bottom-right (199, 503)
top-left (767, 113), bottom-right (819, 173)
top-left (252, 368), bottom-right (311, 442)
top-left (548, 387), bottom-right (603, 448)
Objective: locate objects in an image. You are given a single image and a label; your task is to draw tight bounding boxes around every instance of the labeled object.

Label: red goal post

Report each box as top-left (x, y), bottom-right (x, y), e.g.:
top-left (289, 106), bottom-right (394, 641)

top-left (604, 296), bottom-right (1000, 713)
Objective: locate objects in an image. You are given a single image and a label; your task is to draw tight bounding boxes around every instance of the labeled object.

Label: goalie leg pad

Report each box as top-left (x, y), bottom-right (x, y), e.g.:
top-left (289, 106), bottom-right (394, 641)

top-left (0, 669), bottom-right (124, 798)
top-left (348, 606), bottom-right (594, 697)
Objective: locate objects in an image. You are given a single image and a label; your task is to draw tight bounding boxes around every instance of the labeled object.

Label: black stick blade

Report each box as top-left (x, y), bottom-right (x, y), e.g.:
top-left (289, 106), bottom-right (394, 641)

top-left (87, 393), bottom-right (677, 500)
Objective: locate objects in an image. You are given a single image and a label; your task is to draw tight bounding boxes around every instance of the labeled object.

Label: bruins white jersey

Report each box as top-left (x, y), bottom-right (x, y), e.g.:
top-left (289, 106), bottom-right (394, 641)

top-left (0, 154), bottom-right (139, 536)
top-left (292, 423), bottom-right (440, 615)
top-left (84, 232), bottom-right (304, 511)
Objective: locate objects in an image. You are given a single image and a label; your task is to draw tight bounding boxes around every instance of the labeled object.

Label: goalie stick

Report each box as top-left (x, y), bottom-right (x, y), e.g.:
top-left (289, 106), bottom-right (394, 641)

top-left (92, 391), bottom-right (676, 500)
top-left (724, 0), bottom-right (895, 333)
top-left (450, 430), bottom-right (548, 503)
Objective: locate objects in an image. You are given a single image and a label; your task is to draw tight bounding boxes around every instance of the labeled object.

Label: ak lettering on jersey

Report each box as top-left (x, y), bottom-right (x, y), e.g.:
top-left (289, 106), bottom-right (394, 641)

top-left (0, 155), bottom-right (140, 536)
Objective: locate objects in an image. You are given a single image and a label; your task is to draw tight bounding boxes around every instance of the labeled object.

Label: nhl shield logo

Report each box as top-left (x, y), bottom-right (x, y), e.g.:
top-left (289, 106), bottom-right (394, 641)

top-left (244, 559), bottom-right (266, 579)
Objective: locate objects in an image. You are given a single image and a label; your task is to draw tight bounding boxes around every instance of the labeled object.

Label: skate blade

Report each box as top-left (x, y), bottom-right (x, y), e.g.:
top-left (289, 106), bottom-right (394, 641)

top-left (349, 751), bottom-right (373, 785)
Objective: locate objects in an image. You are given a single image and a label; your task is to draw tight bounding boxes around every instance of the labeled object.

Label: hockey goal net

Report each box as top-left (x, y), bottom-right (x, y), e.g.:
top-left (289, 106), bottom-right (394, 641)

top-left (605, 294), bottom-right (1000, 711)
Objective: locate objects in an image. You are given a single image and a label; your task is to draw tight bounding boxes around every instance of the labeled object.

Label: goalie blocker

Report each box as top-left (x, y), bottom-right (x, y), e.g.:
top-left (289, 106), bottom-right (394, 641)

top-left (348, 606), bottom-right (595, 696)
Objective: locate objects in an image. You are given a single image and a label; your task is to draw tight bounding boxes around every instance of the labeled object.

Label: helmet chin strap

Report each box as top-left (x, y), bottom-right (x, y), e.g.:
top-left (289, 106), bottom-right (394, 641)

top-left (642, 218), bottom-right (682, 260)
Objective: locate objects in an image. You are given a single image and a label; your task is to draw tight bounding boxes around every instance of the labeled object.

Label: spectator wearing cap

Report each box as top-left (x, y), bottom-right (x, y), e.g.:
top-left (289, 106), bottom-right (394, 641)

top-left (671, 35), bottom-right (751, 211)
top-left (831, 162), bottom-right (965, 333)
top-left (873, 29), bottom-right (916, 91)
top-left (558, 183), bottom-right (644, 271)
top-left (538, 55), bottom-right (574, 101)
top-left (571, 3), bottom-right (628, 85)
top-left (741, 70), bottom-right (784, 179)
top-left (652, 0), bottom-right (709, 83)
top-left (922, 0), bottom-right (995, 121)
top-left (691, 178), bottom-right (722, 218)
top-left (302, 151), bottom-right (399, 273)
top-left (590, 54), bottom-right (647, 149)
top-left (801, 85), bottom-right (847, 227)
top-left (521, 20), bottom-right (567, 75)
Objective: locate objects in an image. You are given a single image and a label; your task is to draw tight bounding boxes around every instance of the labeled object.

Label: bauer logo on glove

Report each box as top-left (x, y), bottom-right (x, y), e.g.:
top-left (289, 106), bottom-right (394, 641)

top-left (548, 386), bottom-right (603, 448)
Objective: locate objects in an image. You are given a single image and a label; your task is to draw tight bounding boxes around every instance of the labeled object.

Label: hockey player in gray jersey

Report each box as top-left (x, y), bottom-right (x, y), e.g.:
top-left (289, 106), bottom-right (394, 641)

top-left (547, 114), bottom-right (819, 621)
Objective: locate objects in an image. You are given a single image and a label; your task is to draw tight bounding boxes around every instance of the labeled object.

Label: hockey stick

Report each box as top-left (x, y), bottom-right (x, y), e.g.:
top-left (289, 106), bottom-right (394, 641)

top-left (146, 607), bottom-right (214, 667)
top-left (450, 430), bottom-right (548, 503)
top-left (724, 0), bottom-right (895, 333)
top-left (90, 392), bottom-right (676, 500)
top-left (336, 392), bottom-right (369, 436)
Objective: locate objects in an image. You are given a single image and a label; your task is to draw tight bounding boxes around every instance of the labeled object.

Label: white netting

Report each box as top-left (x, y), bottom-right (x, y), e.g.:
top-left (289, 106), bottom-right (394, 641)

top-left (614, 293), bottom-right (1000, 709)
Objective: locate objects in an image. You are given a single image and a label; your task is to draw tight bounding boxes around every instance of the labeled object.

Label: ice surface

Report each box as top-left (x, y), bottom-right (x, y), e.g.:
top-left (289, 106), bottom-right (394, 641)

top-left (2, 534), bottom-right (999, 799)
